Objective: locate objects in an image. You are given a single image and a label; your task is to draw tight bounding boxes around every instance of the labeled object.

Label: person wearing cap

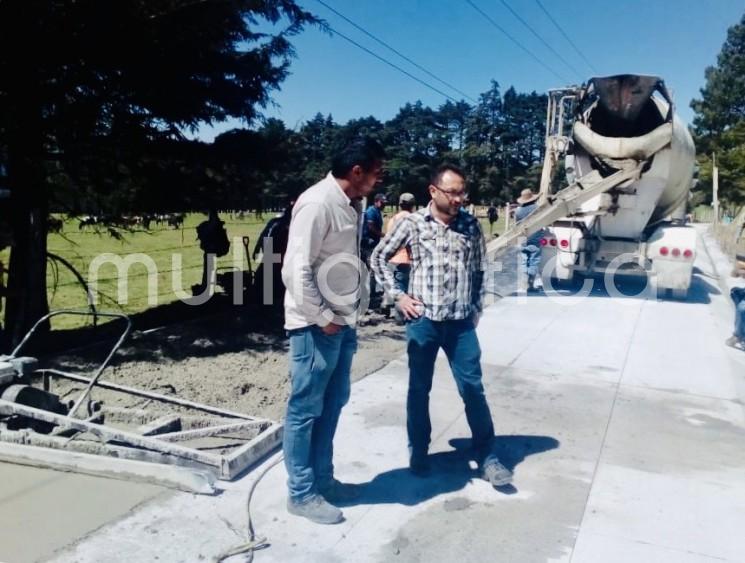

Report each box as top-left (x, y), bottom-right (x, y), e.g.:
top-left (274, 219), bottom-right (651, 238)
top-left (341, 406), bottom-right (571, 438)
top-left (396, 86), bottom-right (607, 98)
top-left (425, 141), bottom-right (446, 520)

top-left (380, 192), bottom-right (416, 319)
top-left (515, 188), bottom-right (543, 292)
top-left (361, 192), bottom-right (387, 308)
top-left (370, 163), bottom-right (514, 489)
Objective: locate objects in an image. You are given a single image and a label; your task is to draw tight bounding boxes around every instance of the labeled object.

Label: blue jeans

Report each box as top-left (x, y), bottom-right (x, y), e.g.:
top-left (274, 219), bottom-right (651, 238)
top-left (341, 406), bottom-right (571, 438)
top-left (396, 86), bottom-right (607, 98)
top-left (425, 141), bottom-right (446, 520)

top-left (393, 263), bottom-right (411, 293)
top-left (521, 243), bottom-right (541, 278)
top-left (735, 300), bottom-right (745, 340)
top-left (405, 316), bottom-right (494, 459)
top-left (283, 325), bottom-right (357, 502)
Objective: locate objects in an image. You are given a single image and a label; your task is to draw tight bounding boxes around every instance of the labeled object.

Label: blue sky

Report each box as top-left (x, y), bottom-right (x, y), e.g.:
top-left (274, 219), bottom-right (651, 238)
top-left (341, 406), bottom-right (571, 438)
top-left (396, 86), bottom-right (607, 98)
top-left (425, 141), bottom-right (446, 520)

top-left (198, 0), bottom-right (744, 141)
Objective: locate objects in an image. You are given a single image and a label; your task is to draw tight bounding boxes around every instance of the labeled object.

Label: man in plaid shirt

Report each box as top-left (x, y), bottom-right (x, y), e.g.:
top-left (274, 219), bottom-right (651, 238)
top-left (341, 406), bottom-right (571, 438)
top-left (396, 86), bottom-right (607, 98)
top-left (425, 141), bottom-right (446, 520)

top-left (371, 163), bottom-right (513, 487)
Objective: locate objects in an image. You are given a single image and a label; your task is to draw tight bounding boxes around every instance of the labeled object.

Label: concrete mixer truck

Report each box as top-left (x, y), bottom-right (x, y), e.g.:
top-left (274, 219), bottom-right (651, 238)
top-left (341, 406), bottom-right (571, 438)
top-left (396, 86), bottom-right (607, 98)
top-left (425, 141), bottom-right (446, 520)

top-left (488, 74), bottom-right (697, 298)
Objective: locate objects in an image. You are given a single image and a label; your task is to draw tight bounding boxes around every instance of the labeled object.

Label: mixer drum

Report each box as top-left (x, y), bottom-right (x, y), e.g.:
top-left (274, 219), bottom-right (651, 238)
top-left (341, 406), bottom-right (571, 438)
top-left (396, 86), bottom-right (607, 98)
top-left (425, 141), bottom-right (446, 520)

top-left (571, 75), bottom-right (695, 236)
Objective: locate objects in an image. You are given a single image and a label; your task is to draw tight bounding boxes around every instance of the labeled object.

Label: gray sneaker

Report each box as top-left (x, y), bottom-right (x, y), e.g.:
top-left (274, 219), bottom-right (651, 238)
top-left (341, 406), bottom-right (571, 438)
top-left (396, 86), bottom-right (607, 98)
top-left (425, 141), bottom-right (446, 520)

top-left (287, 494), bottom-right (344, 525)
top-left (482, 457), bottom-right (513, 487)
top-left (318, 478), bottom-right (361, 504)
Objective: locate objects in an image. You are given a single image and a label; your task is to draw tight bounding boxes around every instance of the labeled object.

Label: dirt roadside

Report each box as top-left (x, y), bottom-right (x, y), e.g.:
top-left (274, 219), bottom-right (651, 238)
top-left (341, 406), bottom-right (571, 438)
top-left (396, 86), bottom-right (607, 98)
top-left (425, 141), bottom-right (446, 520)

top-left (43, 307), bottom-right (407, 422)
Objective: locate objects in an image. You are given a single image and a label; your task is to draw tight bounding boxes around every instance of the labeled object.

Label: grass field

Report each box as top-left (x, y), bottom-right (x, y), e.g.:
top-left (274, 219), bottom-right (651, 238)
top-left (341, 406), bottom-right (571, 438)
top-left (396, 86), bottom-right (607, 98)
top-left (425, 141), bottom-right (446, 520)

top-left (0, 208), bottom-right (506, 330)
top-left (1, 212), bottom-right (269, 330)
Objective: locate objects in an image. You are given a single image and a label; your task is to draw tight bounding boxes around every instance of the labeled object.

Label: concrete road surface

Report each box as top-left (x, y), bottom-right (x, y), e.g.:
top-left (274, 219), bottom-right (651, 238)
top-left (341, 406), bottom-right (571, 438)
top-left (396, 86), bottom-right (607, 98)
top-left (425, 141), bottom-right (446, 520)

top-left (6, 225), bottom-right (745, 563)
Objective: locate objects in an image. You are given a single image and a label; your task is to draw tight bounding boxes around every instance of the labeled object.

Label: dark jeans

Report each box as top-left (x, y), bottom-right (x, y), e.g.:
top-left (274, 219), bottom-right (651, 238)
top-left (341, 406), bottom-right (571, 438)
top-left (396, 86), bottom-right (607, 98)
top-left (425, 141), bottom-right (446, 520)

top-left (283, 325), bottom-right (357, 502)
top-left (389, 263), bottom-right (411, 322)
top-left (521, 243), bottom-right (541, 278)
top-left (393, 263), bottom-right (411, 293)
top-left (405, 316), bottom-right (494, 459)
top-left (736, 299), bottom-right (745, 340)
top-left (362, 244), bottom-right (382, 305)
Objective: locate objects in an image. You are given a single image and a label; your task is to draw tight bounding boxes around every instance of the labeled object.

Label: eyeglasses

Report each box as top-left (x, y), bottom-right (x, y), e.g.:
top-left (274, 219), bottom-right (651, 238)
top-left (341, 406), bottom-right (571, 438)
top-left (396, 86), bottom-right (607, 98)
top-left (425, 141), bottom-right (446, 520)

top-left (431, 184), bottom-right (468, 200)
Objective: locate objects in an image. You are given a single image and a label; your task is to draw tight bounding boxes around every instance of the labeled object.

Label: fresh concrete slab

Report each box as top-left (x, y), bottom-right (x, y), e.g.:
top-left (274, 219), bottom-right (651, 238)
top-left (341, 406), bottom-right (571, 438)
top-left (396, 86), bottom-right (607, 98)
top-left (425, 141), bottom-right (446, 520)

top-left (44, 227), bottom-right (745, 562)
top-left (48, 356), bottom-right (616, 563)
top-left (0, 463), bottom-right (165, 563)
top-left (0, 442), bottom-right (215, 495)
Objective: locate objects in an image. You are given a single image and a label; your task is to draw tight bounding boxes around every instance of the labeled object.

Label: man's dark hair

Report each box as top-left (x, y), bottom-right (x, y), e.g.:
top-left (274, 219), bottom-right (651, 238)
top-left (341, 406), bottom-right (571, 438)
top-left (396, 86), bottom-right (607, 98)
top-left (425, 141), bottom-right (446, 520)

top-left (400, 201), bottom-right (414, 211)
top-left (331, 138), bottom-right (386, 178)
top-left (431, 163), bottom-right (466, 186)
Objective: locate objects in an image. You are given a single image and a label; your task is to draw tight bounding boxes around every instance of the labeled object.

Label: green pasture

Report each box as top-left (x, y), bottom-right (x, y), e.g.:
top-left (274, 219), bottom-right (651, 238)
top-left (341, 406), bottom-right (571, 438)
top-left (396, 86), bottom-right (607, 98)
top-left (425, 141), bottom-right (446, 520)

top-left (1, 212), bottom-right (269, 330)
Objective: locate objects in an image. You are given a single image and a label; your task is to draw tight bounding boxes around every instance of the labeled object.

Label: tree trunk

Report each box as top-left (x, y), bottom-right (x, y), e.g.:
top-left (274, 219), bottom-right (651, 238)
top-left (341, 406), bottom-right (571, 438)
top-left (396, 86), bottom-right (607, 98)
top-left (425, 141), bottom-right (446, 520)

top-left (4, 201), bottom-right (49, 348)
top-left (3, 84), bottom-right (49, 348)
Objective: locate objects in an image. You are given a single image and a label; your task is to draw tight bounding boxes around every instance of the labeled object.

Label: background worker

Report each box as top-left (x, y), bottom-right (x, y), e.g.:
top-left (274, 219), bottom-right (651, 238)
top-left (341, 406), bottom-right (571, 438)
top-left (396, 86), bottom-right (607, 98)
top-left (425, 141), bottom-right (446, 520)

top-left (361, 193), bottom-right (387, 309)
top-left (380, 192), bottom-right (415, 320)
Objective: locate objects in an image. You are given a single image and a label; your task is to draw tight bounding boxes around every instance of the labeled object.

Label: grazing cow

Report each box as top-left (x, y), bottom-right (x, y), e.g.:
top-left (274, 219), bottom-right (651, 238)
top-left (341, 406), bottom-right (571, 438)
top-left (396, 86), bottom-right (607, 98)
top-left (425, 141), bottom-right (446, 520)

top-left (168, 213), bottom-right (184, 229)
top-left (47, 217), bottom-right (63, 233)
top-left (78, 215), bottom-right (99, 230)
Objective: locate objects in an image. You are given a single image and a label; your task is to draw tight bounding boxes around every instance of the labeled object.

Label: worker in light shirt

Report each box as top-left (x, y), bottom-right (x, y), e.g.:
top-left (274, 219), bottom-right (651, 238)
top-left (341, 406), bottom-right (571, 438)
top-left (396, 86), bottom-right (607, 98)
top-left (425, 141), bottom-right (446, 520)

top-left (281, 138), bottom-right (386, 525)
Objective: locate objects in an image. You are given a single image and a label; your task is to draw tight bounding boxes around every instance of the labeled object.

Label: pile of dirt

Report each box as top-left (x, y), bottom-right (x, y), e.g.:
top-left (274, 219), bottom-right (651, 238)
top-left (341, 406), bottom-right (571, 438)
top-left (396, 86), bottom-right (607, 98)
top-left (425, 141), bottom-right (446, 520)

top-left (44, 308), bottom-right (406, 421)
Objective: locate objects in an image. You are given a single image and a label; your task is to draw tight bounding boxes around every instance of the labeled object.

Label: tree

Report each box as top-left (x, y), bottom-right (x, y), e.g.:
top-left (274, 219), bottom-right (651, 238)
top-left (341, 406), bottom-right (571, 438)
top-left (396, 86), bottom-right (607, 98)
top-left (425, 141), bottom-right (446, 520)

top-left (0, 0), bottom-right (317, 345)
top-left (437, 100), bottom-right (472, 159)
top-left (691, 12), bottom-right (745, 208)
top-left (296, 113), bottom-right (339, 187)
top-left (466, 81), bottom-right (503, 162)
top-left (382, 102), bottom-right (450, 202)
top-left (695, 124), bottom-right (745, 210)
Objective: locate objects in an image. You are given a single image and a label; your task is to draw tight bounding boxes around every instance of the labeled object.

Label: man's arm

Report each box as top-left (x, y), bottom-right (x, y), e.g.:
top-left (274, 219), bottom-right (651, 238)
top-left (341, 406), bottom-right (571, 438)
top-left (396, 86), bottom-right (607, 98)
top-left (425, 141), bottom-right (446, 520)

top-left (370, 217), bottom-right (412, 301)
top-left (281, 203), bottom-right (335, 327)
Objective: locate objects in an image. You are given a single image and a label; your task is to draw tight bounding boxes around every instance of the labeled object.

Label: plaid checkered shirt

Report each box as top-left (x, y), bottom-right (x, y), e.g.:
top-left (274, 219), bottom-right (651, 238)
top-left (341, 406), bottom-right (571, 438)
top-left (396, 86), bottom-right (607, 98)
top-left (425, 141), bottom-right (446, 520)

top-left (370, 204), bottom-right (486, 321)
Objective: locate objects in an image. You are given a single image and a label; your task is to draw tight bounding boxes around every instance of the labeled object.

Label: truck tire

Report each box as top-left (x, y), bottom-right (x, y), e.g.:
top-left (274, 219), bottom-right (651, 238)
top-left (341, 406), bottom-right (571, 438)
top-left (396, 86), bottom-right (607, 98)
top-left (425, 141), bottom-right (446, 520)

top-left (550, 272), bottom-right (585, 292)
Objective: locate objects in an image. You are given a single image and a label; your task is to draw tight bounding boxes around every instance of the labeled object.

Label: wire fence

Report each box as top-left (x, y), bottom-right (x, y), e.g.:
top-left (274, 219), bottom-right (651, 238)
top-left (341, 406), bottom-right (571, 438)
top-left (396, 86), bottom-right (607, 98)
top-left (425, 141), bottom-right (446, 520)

top-left (693, 206), bottom-right (715, 223)
top-left (51, 260), bottom-right (208, 287)
top-left (712, 207), bottom-right (745, 270)
top-left (47, 243), bottom-right (202, 260)
top-left (62, 222), bottom-right (260, 234)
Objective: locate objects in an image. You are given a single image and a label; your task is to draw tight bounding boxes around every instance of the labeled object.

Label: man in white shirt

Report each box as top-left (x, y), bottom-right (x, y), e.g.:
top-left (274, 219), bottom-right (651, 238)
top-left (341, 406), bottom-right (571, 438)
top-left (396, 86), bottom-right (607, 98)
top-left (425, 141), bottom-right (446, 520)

top-left (281, 138), bottom-right (385, 524)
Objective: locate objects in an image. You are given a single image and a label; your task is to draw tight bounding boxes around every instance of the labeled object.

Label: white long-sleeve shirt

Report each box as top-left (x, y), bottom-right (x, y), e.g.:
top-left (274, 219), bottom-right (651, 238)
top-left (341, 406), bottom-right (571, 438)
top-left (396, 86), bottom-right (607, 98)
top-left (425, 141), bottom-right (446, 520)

top-left (282, 173), bottom-right (362, 330)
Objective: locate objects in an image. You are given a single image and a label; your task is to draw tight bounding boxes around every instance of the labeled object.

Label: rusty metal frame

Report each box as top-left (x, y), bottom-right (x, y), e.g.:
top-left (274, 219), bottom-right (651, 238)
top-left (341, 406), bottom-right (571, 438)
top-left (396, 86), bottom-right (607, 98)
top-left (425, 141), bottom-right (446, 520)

top-left (0, 310), bottom-right (283, 489)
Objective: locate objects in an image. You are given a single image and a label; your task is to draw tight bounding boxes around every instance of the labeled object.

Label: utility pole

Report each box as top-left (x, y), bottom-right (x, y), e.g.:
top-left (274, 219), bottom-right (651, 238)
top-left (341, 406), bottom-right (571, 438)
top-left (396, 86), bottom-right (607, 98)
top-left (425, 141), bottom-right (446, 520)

top-left (712, 152), bottom-right (720, 226)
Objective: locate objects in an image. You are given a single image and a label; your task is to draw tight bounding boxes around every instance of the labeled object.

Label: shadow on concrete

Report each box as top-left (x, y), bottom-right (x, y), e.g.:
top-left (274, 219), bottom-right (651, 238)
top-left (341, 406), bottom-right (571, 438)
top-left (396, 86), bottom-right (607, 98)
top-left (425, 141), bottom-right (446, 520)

top-left (510, 270), bottom-right (720, 305)
top-left (349, 434), bottom-right (559, 507)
